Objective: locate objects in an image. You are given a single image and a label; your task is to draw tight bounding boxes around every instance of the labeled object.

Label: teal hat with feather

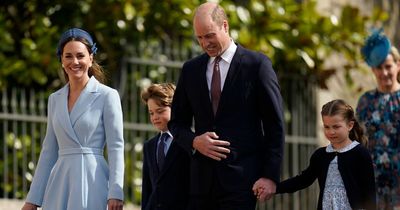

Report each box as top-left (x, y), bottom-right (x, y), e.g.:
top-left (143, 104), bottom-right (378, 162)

top-left (361, 28), bottom-right (391, 68)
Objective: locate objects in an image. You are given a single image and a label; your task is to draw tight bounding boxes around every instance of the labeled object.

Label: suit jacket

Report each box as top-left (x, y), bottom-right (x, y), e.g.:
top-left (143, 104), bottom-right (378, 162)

top-left (141, 134), bottom-right (190, 210)
top-left (26, 76), bottom-right (124, 209)
top-left (169, 44), bottom-right (285, 194)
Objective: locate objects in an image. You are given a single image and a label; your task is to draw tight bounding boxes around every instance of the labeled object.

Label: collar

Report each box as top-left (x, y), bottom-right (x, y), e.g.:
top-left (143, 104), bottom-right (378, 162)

top-left (326, 141), bottom-right (359, 153)
top-left (161, 131), bottom-right (172, 138)
top-left (210, 40), bottom-right (237, 64)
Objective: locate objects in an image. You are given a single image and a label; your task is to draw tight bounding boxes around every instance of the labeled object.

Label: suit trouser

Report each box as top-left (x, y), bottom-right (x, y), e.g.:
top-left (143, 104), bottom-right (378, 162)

top-left (187, 172), bottom-right (257, 210)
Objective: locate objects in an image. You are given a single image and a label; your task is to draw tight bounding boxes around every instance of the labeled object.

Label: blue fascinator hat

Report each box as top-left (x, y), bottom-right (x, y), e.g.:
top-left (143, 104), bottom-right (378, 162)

top-left (361, 28), bottom-right (391, 68)
top-left (56, 28), bottom-right (98, 60)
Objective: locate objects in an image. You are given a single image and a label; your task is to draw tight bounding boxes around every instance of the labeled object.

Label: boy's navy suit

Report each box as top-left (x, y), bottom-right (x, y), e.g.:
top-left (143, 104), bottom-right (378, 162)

top-left (141, 133), bottom-right (190, 210)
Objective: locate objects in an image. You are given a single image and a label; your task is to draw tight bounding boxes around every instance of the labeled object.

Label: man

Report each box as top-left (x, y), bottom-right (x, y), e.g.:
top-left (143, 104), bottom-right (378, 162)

top-left (168, 2), bottom-right (285, 210)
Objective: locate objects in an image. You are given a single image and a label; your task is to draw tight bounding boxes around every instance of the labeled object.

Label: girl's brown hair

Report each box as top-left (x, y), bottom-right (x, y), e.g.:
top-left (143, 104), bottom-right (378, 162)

top-left (321, 99), bottom-right (367, 146)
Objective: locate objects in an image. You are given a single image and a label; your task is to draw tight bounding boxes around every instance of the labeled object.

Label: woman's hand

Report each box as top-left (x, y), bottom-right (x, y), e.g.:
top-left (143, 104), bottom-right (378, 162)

top-left (108, 199), bottom-right (124, 210)
top-left (21, 202), bottom-right (38, 210)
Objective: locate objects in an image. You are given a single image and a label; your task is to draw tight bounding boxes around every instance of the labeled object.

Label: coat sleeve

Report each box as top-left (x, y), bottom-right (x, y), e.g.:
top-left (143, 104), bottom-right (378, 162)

top-left (168, 62), bottom-right (197, 155)
top-left (26, 94), bottom-right (59, 206)
top-left (276, 150), bottom-right (319, 194)
top-left (103, 89), bottom-right (125, 200)
top-left (257, 55), bottom-right (285, 183)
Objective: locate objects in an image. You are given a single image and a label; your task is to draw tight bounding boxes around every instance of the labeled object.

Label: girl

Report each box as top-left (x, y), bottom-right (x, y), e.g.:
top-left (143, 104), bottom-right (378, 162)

top-left (275, 99), bottom-right (376, 210)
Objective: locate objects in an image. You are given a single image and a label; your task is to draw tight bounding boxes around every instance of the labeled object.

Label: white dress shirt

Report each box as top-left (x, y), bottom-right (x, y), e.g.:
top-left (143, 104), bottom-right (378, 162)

top-left (206, 40), bottom-right (237, 96)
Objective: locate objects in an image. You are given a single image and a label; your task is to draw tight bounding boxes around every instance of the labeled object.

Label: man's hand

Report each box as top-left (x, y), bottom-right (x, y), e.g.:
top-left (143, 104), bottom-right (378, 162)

top-left (252, 178), bottom-right (276, 202)
top-left (193, 132), bottom-right (230, 161)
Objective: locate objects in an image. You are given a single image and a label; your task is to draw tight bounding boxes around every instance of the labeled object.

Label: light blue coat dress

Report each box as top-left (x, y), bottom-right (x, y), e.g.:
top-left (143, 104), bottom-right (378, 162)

top-left (26, 76), bottom-right (124, 210)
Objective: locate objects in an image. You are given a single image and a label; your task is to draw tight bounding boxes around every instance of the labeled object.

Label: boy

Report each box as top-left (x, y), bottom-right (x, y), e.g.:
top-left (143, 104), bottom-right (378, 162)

top-left (140, 83), bottom-right (190, 210)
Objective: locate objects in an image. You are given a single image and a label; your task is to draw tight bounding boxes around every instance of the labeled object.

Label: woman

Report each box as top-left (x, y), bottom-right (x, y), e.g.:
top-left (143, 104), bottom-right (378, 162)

top-left (357, 29), bottom-right (400, 210)
top-left (21, 28), bottom-right (124, 210)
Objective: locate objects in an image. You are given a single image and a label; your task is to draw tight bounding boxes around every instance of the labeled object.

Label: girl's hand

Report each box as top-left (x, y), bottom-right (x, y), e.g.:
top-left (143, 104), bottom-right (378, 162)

top-left (252, 178), bottom-right (276, 202)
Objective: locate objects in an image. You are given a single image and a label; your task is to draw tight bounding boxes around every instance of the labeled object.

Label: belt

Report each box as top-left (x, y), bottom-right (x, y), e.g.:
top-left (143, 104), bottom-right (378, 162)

top-left (58, 147), bottom-right (104, 156)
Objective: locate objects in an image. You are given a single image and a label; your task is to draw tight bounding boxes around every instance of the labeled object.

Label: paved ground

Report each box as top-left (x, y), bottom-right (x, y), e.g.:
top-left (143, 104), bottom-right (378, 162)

top-left (0, 199), bottom-right (139, 210)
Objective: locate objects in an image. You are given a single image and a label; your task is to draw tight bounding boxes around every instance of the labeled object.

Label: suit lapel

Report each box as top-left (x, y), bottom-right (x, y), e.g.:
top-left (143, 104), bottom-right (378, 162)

top-left (217, 45), bottom-right (243, 117)
top-left (148, 136), bottom-right (160, 178)
top-left (223, 45), bottom-right (243, 91)
top-left (69, 77), bottom-right (101, 127)
top-left (55, 84), bottom-right (80, 143)
top-left (198, 55), bottom-right (213, 109)
top-left (196, 54), bottom-right (217, 118)
top-left (157, 140), bottom-right (180, 181)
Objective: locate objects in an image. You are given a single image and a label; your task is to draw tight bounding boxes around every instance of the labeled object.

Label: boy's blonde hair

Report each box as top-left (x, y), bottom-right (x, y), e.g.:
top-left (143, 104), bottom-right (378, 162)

top-left (140, 83), bottom-right (176, 107)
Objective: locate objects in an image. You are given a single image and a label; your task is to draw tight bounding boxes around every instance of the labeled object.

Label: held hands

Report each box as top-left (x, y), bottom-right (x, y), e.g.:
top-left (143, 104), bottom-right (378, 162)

top-left (252, 178), bottom-right (276, 202)
top-left (193, 132), bottom-right (230, 161)
top-left (21, 202), bottom-right (38, 210)
top-left (107, 199), bottom-right (123, 210)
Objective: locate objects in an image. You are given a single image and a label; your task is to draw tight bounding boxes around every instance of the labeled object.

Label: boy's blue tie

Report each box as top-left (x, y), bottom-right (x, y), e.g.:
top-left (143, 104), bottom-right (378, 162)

top-left (157, 133), bottom-right (169, 171)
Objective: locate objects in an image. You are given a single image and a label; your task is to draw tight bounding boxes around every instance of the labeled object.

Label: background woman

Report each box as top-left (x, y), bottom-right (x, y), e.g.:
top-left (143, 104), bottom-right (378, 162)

top-left (357, 29), bottom-right (400, 210)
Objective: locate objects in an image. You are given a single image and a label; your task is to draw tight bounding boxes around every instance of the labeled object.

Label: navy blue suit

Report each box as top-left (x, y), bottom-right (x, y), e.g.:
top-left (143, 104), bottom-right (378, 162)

top-left (169, 45), bottom-right (285, 209)
top-left (141, 134), bottom-right (190, 210)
